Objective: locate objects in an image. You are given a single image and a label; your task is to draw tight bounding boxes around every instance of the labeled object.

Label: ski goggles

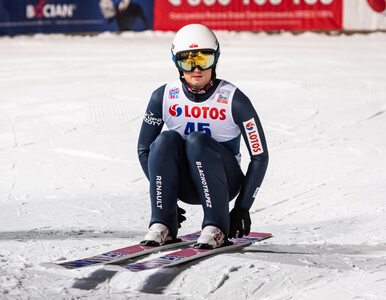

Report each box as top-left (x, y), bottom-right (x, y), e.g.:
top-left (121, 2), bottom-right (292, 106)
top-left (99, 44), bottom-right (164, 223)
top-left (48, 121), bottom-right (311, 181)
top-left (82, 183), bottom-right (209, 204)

top-left (174, 50), bottom-right (217, 72)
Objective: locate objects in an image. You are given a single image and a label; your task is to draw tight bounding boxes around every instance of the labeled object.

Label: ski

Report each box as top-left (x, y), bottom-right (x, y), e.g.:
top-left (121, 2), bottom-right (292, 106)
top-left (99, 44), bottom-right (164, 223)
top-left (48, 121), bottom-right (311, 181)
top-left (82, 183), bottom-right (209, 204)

top-left (104, 232), bottom-right (272, 272)
top-left (39, 231), bottom-right (200, 270)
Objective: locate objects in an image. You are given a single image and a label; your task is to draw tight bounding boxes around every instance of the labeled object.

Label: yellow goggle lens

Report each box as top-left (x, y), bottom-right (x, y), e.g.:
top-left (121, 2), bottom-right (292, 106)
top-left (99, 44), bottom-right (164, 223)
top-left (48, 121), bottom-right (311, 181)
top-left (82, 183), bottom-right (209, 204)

top-left (176, 51), bottom-right (215, 72)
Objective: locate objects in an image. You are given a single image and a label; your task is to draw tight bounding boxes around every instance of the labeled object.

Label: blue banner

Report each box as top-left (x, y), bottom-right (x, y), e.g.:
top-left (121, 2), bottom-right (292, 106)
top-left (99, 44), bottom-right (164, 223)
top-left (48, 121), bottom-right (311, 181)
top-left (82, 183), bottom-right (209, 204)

top-left (0, 0), bottom-right (153, 36)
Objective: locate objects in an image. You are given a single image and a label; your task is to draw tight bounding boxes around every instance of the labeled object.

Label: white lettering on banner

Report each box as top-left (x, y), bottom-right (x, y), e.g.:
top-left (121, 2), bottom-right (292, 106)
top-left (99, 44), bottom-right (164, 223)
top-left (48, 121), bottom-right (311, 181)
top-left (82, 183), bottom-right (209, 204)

top-left (170, 0), bottom-right (334, 6)
top-left (169, 0), bottom-right (231, 5)
top-left (26, 6), bottom-right (35, 19)
top-left (189, 0), bottom-right (200, 6)
top-left (218, 0), bottom-right (231, 5)
top-left (169, 0), bottom-right (182, 6)
top-left (251, 0), bottom-right (282, 5)
top-left (26, 4), bottom-right (76, 19)
top-left (196, 162), bottom-right (212, 208)
top-left (243, 118), bottom-right (264, 156)
top-left (156, 176), bottom-right (163, 209)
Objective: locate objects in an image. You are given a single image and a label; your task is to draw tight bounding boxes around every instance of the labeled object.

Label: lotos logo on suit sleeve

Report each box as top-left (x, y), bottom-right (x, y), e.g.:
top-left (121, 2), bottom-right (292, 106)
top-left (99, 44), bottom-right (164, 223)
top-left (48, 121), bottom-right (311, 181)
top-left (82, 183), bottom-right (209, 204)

top-left (243, 118), bottom-right (264, 155)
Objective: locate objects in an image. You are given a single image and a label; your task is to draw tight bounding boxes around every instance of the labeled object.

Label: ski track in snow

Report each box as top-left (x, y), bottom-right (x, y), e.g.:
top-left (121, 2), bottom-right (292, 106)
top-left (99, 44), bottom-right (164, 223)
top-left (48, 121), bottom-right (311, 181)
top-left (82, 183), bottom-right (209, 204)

top-left (1, 32), bottom-right (386, 299)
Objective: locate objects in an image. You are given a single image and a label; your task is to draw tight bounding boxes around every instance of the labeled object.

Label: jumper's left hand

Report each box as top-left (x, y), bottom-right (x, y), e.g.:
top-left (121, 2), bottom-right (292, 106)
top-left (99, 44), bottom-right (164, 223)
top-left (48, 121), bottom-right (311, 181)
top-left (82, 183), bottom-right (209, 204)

top-left (229, 207), bottom-right (251, 238)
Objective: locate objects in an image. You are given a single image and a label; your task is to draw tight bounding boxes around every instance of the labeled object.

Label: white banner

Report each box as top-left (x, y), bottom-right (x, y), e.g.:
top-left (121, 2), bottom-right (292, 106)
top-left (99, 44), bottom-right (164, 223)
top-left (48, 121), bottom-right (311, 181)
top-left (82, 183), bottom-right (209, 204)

top-left (344, 0), bottom-right (386, 30)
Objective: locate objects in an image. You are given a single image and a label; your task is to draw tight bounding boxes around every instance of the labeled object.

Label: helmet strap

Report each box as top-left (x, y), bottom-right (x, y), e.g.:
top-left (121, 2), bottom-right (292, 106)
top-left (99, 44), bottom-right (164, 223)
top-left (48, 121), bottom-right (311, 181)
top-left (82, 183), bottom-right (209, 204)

top-left (211, 66), bottom-right (217, 81)
top-left (183, 80), bottom-right (214, 95)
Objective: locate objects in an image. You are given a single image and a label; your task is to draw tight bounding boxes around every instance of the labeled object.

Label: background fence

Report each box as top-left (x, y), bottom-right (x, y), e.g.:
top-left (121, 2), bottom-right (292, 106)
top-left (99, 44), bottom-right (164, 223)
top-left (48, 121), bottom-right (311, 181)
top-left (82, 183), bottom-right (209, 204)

top-left (1, 0), bottom-right (385, 36)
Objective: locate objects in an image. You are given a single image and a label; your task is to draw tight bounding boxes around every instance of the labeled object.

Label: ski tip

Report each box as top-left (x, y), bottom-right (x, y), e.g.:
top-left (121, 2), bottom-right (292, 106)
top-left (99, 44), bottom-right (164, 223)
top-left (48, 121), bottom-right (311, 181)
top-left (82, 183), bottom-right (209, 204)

top-left (39, 262), bottom-right (67, 270)
top-left (248, 232), bottom-right (273, 239)
top-left (103, 264), bottom-right (128, 272)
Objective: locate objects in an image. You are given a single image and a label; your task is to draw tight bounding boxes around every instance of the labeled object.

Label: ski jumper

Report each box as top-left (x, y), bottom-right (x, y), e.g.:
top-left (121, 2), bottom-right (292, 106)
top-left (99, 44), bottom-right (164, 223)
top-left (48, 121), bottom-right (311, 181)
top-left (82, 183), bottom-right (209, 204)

top-left (137, 79), bottom-right (268, 238)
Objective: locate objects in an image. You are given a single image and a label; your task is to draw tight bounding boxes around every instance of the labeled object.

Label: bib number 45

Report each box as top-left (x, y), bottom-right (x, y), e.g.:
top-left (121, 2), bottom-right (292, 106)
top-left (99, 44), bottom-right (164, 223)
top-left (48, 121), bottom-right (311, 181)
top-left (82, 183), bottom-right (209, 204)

top-left (184, 122), bottom-right (211, 136)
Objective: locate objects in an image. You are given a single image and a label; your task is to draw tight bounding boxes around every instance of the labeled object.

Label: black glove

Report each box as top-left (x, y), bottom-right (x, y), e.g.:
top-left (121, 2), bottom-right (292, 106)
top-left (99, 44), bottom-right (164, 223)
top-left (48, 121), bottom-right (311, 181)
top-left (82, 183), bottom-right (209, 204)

top-left (177, 205), bottom-right (186, 228)
top-left (229, 207), bottom-right (251, 238)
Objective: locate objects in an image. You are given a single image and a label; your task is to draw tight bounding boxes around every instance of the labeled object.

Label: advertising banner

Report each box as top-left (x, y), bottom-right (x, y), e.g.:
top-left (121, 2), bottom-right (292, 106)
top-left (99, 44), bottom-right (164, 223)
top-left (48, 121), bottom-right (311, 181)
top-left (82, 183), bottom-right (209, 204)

top-left (0, 0), bottom-right (153, 35)
top-left (2, 0), bottom-right (385, 35)
top-left (154, 0), bottom-right (343, 31)
top-left (343, 0), bottom-right (386, 31)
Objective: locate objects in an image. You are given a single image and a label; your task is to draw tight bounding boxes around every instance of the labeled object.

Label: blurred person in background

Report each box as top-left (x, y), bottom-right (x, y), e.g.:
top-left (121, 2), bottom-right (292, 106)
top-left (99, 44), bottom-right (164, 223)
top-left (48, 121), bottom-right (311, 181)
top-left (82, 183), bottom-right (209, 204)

top-left (137, 24), bottom-right (269, 249)
top-left (99, 0), bottom-right (149, 31)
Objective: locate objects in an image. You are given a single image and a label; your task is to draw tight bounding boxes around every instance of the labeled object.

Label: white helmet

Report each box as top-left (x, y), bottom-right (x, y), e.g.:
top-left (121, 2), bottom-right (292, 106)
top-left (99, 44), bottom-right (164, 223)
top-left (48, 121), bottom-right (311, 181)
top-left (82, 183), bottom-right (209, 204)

top-left (171, 24), bottom-right (220, 76)
top-left (171, 23), bottom-right (219, 57)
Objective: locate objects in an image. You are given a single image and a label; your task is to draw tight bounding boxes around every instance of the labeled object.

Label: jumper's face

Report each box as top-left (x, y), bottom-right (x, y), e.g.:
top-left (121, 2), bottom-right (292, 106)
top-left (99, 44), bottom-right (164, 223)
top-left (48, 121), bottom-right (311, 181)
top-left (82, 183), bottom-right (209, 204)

top-left (183, 67), bottom-right (212, 90)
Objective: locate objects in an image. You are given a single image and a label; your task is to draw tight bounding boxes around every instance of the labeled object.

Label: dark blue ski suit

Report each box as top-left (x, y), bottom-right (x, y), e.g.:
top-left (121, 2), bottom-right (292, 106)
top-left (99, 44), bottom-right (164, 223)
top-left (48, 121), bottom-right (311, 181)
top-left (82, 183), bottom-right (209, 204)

top-left (137, 78), bottom-right (268, 238)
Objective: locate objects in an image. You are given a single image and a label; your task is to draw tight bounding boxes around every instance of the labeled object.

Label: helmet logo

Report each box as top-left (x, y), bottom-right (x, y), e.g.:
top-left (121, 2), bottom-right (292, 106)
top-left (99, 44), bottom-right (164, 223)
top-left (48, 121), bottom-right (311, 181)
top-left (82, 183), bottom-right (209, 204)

top-left (189, 43), bottom-right (198, 48)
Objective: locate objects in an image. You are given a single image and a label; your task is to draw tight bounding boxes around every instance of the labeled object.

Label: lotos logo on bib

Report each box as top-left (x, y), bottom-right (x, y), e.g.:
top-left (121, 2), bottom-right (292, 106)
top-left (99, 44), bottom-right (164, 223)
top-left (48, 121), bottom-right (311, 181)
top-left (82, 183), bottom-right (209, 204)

top-left (185, 105), bottom-right (226, 120)
top-left (168, 104), bottom-right (226, 120)
top-left (169, 104), bottom-right (183, 117)
top-left (243, 118), bottom-right (264, 155)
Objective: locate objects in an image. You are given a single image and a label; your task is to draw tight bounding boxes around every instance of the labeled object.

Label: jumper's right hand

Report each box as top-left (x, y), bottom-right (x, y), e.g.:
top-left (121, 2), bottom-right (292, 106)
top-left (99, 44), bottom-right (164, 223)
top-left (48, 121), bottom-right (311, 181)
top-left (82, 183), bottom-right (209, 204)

top-left (177, 205), bottom-right (186, 228)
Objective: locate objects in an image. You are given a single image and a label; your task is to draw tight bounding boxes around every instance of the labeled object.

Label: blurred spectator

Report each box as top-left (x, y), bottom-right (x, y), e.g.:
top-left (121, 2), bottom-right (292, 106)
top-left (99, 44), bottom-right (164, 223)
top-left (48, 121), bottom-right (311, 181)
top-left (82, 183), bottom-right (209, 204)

top-left (99, 0), bottom-right (150, 31)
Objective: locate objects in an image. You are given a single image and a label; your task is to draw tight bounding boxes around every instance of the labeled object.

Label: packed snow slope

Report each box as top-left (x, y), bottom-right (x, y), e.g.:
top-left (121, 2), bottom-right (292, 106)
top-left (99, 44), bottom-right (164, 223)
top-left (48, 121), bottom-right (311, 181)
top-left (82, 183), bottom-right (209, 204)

top-left (0, 31), bottom-right (386, 299)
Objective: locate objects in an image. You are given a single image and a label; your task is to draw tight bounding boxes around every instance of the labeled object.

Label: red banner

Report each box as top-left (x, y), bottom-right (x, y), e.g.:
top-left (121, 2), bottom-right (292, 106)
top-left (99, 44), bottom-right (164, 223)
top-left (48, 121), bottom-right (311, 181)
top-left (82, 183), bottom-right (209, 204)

top-left (154, 0), bottom-right (342, 31)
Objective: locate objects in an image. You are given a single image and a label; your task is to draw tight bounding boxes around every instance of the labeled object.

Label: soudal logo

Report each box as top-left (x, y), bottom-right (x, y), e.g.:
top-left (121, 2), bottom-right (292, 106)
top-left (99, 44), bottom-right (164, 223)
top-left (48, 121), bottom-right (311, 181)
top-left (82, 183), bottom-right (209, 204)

top-left (243, 118), bottom-right (264, 155)
top-left (189, 43), bottom-right (198, 48)
top-left (216, 94), bottom-right (228, 104)
top-left (169, 104), bottom-right (183, 117)
top-left (26, 0), bottom-right (77, 19)
top-left (169, 104), bottom-right (226, 120)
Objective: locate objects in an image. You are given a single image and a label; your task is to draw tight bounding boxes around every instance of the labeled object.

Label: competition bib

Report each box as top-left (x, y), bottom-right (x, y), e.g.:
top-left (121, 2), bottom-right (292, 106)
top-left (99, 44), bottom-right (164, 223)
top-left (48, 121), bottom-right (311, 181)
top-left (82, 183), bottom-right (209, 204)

top-left (162, 80), bottom-right (240, 143)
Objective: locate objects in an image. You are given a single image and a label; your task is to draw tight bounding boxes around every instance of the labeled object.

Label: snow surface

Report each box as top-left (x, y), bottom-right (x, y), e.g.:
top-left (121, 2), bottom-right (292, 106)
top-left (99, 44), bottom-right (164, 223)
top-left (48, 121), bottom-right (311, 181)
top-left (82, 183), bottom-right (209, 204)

top-left (0, 31), bottom-right (386, 299)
